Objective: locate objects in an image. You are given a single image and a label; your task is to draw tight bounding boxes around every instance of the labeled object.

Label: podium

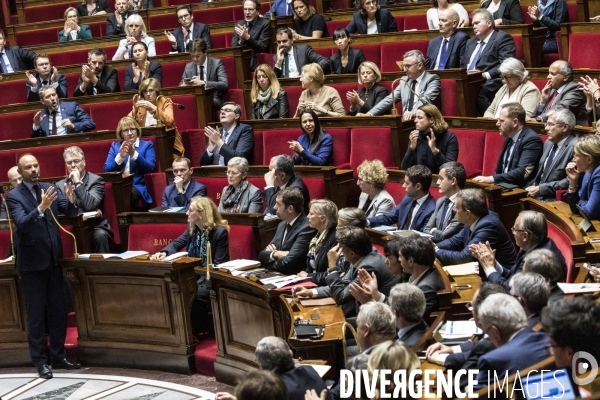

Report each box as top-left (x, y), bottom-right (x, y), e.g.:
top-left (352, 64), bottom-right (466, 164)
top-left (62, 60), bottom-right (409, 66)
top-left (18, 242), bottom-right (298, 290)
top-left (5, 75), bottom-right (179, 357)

top-left (62, 257), bottom-right (200, 374)
top-left (0, 260), bottom-right (29, 367)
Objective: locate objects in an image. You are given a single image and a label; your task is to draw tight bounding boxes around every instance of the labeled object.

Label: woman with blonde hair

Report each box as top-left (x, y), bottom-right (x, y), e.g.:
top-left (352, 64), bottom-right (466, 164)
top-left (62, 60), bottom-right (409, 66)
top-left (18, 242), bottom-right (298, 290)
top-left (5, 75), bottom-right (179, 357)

top-left (401, 103), bottom-right (458, 174)
top-left (250, 64), bottom-right (289, 119)
top-left (357, 160), bottom-right (395, 218)
top-left (295, 63), bottom-right (344, 117)
top-left (567, 134), bottom-right (600, 220)
top-left (368, 340), bottom-right (421, 395)
top-left (113, 14), bottom-right (156, 60)
top-left (290, 0), bottom-right (329, 39)
top-left (348, 61), bottom-right (389, 116)
top-left (129, 78), bottom-right (184, 157)
top-left (104, 116), bottom-right (156, 210)
top-left (76, 0), bottom-right (110, 16)
top-left (59, 7), bottom-right (93, 42)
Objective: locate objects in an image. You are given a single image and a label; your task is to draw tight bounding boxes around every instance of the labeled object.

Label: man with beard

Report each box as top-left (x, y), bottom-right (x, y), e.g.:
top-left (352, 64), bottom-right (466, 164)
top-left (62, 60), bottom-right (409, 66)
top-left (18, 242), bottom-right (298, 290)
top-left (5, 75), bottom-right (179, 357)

top-left (73, 48), bottom-right (120, 96)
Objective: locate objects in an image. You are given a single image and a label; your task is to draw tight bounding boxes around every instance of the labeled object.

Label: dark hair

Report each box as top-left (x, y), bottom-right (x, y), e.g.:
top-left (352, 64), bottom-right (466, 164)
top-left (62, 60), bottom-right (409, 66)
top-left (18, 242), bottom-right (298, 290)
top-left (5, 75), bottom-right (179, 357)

top-left (332, 28), bottom-right (350, 41)
top-left (336, 226), bottom-right (372, 257)
top-left (88, 47), bottom-right (107, 60)
top-left (383, 238), bottom-right (402, 258)
top-left (440, 161), bottom-right (466, 189)
top-left (398, 234), bottom-right (435, 267)
top-left (189, 38), bottom-right (207, 53)
top-left (276, 26), bottom-right (293, 39)
top-left (175, 4), bottom-right (192, 15)
top-left (472, 282), bottom-right (506, 314)
top-left (0, 30), bottom-right (4, 39)
top-left (278, 187), bottom-right (304, 213)
top-left (272, 154), bottom-right (295, 176)
top-left (293, 0), bottom-right (315, 17)
top-left (33, 53), bottom-right (50, 67)
top-left (299, 109), bottom-right (325, 153)
top-left (523, 249), bottom-right (565, 285)
top-left (501, 102), bottom-right (526, 125)
top-left (132, 41), bottom-right (149, 56)
top-left (234, 370), bottom-right (288, 400)
top-left (173, 157), bottom-right (192, 168)
top-left (405, 165), bottom-right (432, 193)
top-left (244, 0), bottom-right (261, 12)
top-left (457, 188), bottom-right (488, 218)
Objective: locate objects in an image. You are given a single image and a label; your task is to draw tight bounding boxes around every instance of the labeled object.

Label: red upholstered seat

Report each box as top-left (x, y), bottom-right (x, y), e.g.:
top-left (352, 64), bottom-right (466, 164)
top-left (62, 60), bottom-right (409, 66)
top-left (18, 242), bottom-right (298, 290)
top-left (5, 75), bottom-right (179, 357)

top-left (394, 17), bottom-right (404, 30)
top-left (161, 61), bottom-right (188, 88)
top-left (256, 53), bottom-right (274, 68)
top-left (386, 181), bottom-right (406, 204)
top-left (195, 7), bottom-right (235, 23)
top-left (329, 0), bottom-right (348, 9)
top-left (171, 94), bottom-right (199, 132)
top-left (0, 151), bottom-right (16, 179)
top-left (144, 172), bottom-right (168, 208)
top-left (223, 89), bottom-right (246, 120)
top-left (330, 83), bottom-right (357, 111)
top-left (147, 14), bottom-right (179, 31)
top-left (229, 225), bottom-right (258, 259)
top-left (65, 72), bottom-right (82, 97)
top-left (0, 110), bottom-right (39, 139)
top-left (355, 44), bottom-right (381, 67)
top-left (76, 141), bottom-right (113, 174)
top-left (350, 128), bottom-right (394, 169)
top-left (482, 131), bottom-right (505, 176)
top-left (303, 178), bottom-right (325, 200)
top-left (195, 338), bottom-right (217, 376)
top-left (328, 128), bottom-right (351, 168)
top-left (326, 20), bottom-right (351, 33)
top-left (404, 15), bottom-right (429, 30)
top-left (60, 226), bottom-right (75, 258)
top-left (522, 6), bottom-right (533, 24)
top-left (283, 86), bottom-right (305, 115)
top-left (0, 80), bottom-right (26, 106)
top-left (221, 57), bottom-right (238, 89)
top-left (454, 129), bottom-right (486, 177)
top-left (380, 42), bottom-right (428, 72)
top-left (16, 27), bottom-right (61, 47)
top-left (24, 1), bottom-right (79, 23)
top-left (547, 222), bottom-right (575, 282)
top-left (181, 129), bottom-right (207, 166)
top-left (128, 223), bottom-right (187, 253)
top-left (568, 33), bottom-right (600, 68)
top-left (116, 67), bottom-right (127, 93)
top-left (440, 80), bottom-right (458, 116)
top-left (262, 129), bottom-right (303, 163)
top-left (567, 3), bottom-right (578, 22)
top-left (0, 231), bottom-right (10, 259)
top-left (253, 130), bottom-right (264, 164)
top-left (211, 33), bottom-right (230, 49)
top-left (103, 182), bottom-right (120, 245)
top-left (197, 177), bottom-right (228, 204)
top-left (531, 79), bottom-right (547, 91)
top-left (155, 39), bottom-right (174, 56)
top-left (430, 187), bottom-right (442, 200)
top-left (16, 146), bottom-right (66, 177)
top-left (513, 35), bottom-right (523, 61)
top-left (49, 49), bottom-right (90, 68)
top-left (88, 101), bottom-right (134, 131)
top-left (314, 47), bottom-right (333, 59)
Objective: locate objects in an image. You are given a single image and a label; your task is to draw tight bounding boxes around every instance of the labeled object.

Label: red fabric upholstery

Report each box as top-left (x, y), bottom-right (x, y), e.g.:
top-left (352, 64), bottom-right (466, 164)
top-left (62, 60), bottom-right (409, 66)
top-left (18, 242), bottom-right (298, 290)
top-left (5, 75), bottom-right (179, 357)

top-left (223, 89), bottom-right (246, 120)
top-left (128, 223), bottom-right (187, 253)
top-left (253, 130), bottom-right (264, 165)
top-left (49, 49), bottom-right (90, 68)
top-left (0, 151), bottom-right (16, 179)
top-left (350, 128), bottom-right (394, 169)
top-left (283, 86), bottom-right (305, 115)
top-left (440, 80), bottom-right (458, 116)
top-left (60, 226), bottom-right (75, 258)
top-left (0, 231), bottom-right (10, 259)
top-left (568, 33), bottom-right (600, 68)
top-left (221, 57), bottom-right (238, 89)
top-left (531, 79), bottom-right (547, 91)
top-left (0, 110), bottom-right (38, 139)
top-left (229, 225), bottom-right (258, 259)
top-left (76, 141), bottom-right (113, 174)
top-left (147, 14), bottom-right (179, 31)
top-left (197, 177), bottom-right (228, 204)
top-left (314, 47), bottom-right (333, 59)
top-left (567, 3), bottom-right (578, 22)
top-left (482, 131), bottom-right (505, 176)
top-left (144, 172), bottom-right (168, 208)
top-left (542, 53), bottom-right (560, 67)
top-left (513, 35), bottom-right (523, 61)
top-left (103, 182), bottom-right (120, 245)
top-left (355, 44), bottom-right (381, 67)
top-left (116, 67), bottom-right (127, 93)
top-left (556, 31), bottom-right (562, 57)
top-left (181, 129), bottom-right (207, 166)
top-left (394, 17), bottom-right (405, 30)
top-left (454, 129), bottom-right (486, 177)
top-left (195, 7), bottom-right (234, 23)
top-left (430, 186), bottom-right (442, 201)
top-left (380, 42), bottom-right (428, 72)
top-left (403, 15), bottom-right (429, 30)
top-left (329, 0), bottom-right (348, 9)
top-left (65, 72), bottom-right (82, 97)
top-left (386, 181), bottom-right (406, 204)
top-left (262, 129), bottom-right (303, 163)
top-left (327, 128), bottom-right (351, 167)
top-left (171, 94), bottom-right (199, 132)
top-left (326, 20), bottom-right (350, 34)
top-left (155, 39), bottom-right (174, 56)
top-left (211, 33), bottom-right (229, 49)
top-left (16, 146), bottom-right (66, 177)
top-left (256, 52), bottom-right (274, 68)
top-left (161, 61), bottom-right (188, 88)
top-left (88, 101), bottom-right (134, 131)
top-left (330, 83), bottom-right (357, 111)
top-left (24, 2), bottom-right (79, 23)
top-left (195, 339), bottom-right (217, 376)
top-left (0, 80), bottom-right (26, 106)
top-left (16, 27), bottom-right (61, 47)
top-left (547, 222), bottom-right (575, 282)
top-left (303, 178), bottom-right (325, 200)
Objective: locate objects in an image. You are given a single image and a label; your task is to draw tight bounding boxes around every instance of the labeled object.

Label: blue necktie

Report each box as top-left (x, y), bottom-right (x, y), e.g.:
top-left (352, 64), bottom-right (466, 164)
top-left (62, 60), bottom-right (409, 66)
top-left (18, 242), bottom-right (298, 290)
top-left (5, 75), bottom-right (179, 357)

top-left (0, 52), bottom-right (7, 74)
top-left (438, 39), bottom-right (449, 69)
top-left (468, 41), bottom-right (485, 71)
top-left (438, 198), bottom-right (451, 230)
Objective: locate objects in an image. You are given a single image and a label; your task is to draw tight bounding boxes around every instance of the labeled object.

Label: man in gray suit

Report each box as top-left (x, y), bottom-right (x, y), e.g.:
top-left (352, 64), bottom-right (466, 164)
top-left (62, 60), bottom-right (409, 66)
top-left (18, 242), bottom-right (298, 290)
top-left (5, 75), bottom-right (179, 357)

top-left (180, 38), bottom-right (228, 110)
top-left (273, 27), bottom-right (329, 78)
top-left (389, 283), bottom-right (429, 347)
top-left (526, 108), bottom-right (578, 202)
top-left (424, 161), bottom-right (466, 242)
top-left (531, 60), bottom-right (587, 126)
top-left (362, 50), bottom-right (441, 121)
top-left (56, 146), bottom-right (114, 253)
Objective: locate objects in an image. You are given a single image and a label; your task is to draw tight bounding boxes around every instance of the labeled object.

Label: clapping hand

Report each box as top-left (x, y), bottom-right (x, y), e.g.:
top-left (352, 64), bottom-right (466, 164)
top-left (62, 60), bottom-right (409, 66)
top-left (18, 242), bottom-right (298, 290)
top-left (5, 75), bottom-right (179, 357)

top-left (63, 181), bottom-right (76, 204)
top-left (527, 5), bottom-right (541, 21)
top-left (469, 241), bottom-right (496, 269)
top-left (357, 268), bottom-right (380, 301)
top-left (288, 140), bottom-right (304, 154)
top-left (25, 70), bottom-right (38, 87)
top-left (204, 125), bottom-right (223, 150)
top-left (427, 128), bottom-right (438, 153)
top-left (119, 141), bottom-right (131, 158)
top-left (234, 24), bottom-right (250, 41)
top-left (346, 90), bottom-right (362, 107)
top-left (408, 130), bottom-right (419, 150)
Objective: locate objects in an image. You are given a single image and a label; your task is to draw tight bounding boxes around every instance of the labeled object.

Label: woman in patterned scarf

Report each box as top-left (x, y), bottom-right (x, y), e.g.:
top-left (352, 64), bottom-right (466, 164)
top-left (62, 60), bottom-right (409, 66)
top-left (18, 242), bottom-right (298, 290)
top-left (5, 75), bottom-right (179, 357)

top-left (218, 157), bottom-right (263, 213)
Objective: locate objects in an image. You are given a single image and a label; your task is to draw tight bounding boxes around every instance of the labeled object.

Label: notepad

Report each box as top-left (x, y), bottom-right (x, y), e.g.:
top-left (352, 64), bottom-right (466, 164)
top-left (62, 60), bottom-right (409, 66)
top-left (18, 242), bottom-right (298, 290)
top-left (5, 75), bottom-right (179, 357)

top-left (216, 259), bottom-right (261, 272)
top-left (443, 262), bottom-right (479, 276)
top-left (163, 252), bottom-right (188, 261)
top-left (557, 283), bottom-right (600, 294)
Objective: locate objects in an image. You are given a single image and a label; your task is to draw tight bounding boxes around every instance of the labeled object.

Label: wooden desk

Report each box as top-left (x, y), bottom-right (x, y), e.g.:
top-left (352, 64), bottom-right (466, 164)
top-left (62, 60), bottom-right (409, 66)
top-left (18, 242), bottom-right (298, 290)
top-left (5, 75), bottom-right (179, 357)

top-left (0, 260), bottom-right (29, 367)
top-left (62, 257), bottom-right (200, 374)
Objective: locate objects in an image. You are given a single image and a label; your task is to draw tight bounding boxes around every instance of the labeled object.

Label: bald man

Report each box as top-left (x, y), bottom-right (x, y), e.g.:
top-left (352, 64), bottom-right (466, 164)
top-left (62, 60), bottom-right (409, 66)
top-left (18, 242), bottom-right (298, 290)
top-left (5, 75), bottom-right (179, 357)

top-left (7, 166), bottom-right (22, 188)
top-left (424, 9), bottom-right (469, 70)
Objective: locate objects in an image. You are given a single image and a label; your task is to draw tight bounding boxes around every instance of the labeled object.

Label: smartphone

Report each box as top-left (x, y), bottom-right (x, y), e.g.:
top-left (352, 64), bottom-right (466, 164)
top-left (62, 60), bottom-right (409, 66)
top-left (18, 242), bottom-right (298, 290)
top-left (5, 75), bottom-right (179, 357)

top-left (583, 263), bottom-right (593, 271)
top-left (183, 78), bottom-right (191, 82)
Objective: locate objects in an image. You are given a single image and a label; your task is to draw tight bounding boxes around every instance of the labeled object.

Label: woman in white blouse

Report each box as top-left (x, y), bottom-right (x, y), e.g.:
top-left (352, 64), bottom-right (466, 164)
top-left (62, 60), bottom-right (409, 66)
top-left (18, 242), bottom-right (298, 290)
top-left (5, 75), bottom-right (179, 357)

top-left (427, 0), bottom-right (469, 29)
top-left (484, 58), bottom-right (540, 119)
top-left (113, 14), bottom-right (156, 60)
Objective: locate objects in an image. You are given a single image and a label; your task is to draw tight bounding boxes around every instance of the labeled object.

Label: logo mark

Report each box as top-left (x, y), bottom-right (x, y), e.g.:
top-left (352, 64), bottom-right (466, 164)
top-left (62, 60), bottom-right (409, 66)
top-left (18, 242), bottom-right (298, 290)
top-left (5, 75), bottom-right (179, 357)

top-left (573, 351), bottom-right (598, 385)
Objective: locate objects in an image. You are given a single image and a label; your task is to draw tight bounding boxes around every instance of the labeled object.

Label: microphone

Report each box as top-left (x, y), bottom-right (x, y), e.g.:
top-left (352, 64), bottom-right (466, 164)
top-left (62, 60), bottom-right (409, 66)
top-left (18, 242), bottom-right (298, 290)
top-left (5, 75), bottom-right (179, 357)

top-left (204, 241), bottom-right (213, 290)
top-left (390, 77), bottom-right (429, 117)
top-left (47, 183), bottom-right (79, 258)
top-left (0, 186), bottom-right (15, 259)
top-left (173, 102), bottom-right (185, 110)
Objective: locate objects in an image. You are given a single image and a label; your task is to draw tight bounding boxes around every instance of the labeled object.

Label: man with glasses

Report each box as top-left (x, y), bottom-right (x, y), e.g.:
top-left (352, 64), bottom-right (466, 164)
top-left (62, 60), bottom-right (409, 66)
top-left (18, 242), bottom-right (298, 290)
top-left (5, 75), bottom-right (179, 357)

top-left (106, 0), bottom-right (131, 36)
top-left (180, 38), bottom-right (228, 109)
top-left (526, 108), bottom-right (578, 201)
top-left (73, 48), bottom-right (120, 97)
top-left (31, 86), bottom-right (96, 137)
top-left (161, 157), bottom-right (206, 210)
top-left (56, 146), bottom-right (114, 253)
top-left (424, 9), bottom-right (469, 70)
top-left (26, 54), bottom-right (67, 102)
top-left (165, 5), bottom-right (212, 53)
top-left (363, 50), bottom-right (440, 121)
top-left (474, 103), bottom-right (543, 188)
top-left (232, 0), bottom-right (270, 71)
top-left (200, 102), bottom-right (254, 166)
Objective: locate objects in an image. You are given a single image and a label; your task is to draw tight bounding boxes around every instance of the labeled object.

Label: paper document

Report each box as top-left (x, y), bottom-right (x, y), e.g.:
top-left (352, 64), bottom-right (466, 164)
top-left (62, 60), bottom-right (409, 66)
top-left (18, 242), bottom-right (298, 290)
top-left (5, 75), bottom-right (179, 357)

top-left (440, 320), bottom-right (482, 338)
top-left (557, 283), bottom-right (600, 294)
top-left (79, 251), bottom-right (149, 259)
top-left (163, 252), bottom-right (188, 261)
top-left (299, 364), bottom-right (331, 378)
top-left (372, 225), bottom-right (396, 232)
top-left (443, 262), bottom-right (479, 276)
top-left (81, 211), bottom-right (98, 220)
top-left (0, 255), bottom-right (13, 263)
top-left (300, 298), bottom-right (337, 307)
top-left (391, 230), bottom-right (433, 238)
top-left (260, 275), bottom-right (309, 288)
top-left (216, 259), bottom-right (261, 271)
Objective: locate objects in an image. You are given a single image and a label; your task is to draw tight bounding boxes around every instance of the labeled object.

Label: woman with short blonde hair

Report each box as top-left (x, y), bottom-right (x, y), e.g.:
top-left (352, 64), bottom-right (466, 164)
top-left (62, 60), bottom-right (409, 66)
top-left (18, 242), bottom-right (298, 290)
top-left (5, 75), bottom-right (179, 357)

top-left (368, 341), bottom-right (421, 394)
top-left (348, 61), bottom-right (389, 116)
top-left (295, 63), bottom-right (344, 117)
top-left (567, 135), bottom-right (600, 220)
top-left (357, 160), bottom-right (395, 218)
top-left (113, 14), bottom-right (156, 60)
top-left (59, 7), bottom-right (93, 42)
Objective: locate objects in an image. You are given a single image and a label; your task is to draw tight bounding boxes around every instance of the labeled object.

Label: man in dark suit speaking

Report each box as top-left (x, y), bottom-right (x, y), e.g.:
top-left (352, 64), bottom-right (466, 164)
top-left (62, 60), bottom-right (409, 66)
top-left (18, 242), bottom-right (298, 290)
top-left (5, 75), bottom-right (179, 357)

top-left (31, 86), bottom-right (96, 137)
top-left (6, 154), bottom-right (81, 379)
top-left (424, 9), bottom-right (469, 70)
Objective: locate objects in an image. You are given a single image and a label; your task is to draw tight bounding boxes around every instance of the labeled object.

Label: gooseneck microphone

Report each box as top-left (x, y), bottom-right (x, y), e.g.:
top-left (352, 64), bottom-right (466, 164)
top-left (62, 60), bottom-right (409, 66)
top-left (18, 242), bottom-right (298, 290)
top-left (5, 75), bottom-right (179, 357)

top-left (0, 186), bottom-right (16, 259)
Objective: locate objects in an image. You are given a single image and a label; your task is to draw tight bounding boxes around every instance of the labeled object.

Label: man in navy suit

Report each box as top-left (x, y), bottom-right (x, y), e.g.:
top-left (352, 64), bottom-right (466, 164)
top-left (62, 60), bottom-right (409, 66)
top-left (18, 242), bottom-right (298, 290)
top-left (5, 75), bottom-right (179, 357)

top-left (436, 188), bottom-right (517, 268)
top-left (263, 155), bottom-right (310, 215)
top-left (0, 30), bottom-right (35, 73)
top-left (26, 54), bottom-right (67, 103)
top-left (161, 157), bottom-right (206, 209)
top-left (6, 154), bottom-right (81, 379)
top-left (389, 283), bottom-right (429, 347)
top-left (368, 165), bottom-right (436, 232)
top-left (273, 27), bottom-right (329, 78)
top-left (424, 9), bottom-right (469, 70)
top-left (200, 102), bottom-right (254, 166)
top-left (31, 86), bottom-right (96, 137)
top-left (474, 293), bottom-right (550, 388)
top-left (473, 103), bottom-right (544, 188)
top-left (461, 9), bottom-right (516, 116)
top-left (105, 0), bottom-right (131, 36)
top-left (165, 5), bottom-right (212, 52)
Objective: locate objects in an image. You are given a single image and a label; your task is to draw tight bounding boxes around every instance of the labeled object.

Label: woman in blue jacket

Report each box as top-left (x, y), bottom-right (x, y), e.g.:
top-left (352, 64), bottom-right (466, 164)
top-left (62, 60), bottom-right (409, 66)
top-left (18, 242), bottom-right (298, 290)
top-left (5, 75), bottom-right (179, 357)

top-left (567, 134), bottom-right (600, 220)
top-left (346, 0), bottom-right (398, 34)
top-left (290, 109), bottom-right (333, 166)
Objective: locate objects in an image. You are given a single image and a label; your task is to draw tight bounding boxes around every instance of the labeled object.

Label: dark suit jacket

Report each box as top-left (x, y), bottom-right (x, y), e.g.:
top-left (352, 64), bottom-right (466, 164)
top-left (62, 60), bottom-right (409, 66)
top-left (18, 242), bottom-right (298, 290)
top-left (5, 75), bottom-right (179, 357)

top-left (280, 366), bottom-right (328, 400)
top-left (217, 183), bottom-right (263, 213)
top-left (1, 46), bottom-right (36, 72)
top-left (263, 174), bottom-right (310, 215)
top-left (103, 139), bottom-right (156, 204)
top-left (398, 319), bottom-right (429, 347)
top-left (273, 45), bottom-right (330, 78)
top-left (425, 30), bottom-right (469, 70)
top-left (401, 130), bottom-right (458, 174)
top-left (26, 73), bottom-right (68, 102)
top-left (162, 225), bottom-right (230, 265)
top-left (106, 13), bottom-right (131, 36)
top-left (461, 30), bottom-right (516, 80)
top-left (534, 135), bottom-right (577, 201)
top-left (306, 228), bottom-right (337, 286)
top-left (124, 60), bottom-right (162, 91)
top-left (329, 47), bottom-right (366, 75)
top-left (369, 193), bottom-right (436, 232)
top-left (231, 17), bottom-right (270, 70)
top-left (413, 267), bottom-right (445, 318)
top-left (180, 57), bottom-right (228, 106)
top-left (73, 65), bottom-right (120, 96)
top-left (161, 179), bottom-right (207, 209)
top-left (251, 89), bottom-right (289, 119)
top-left (493, 126), bottom-right (544, 188)
top-left (31, 101), bottom-right (96, 137)
top-left (199, 123), bottom-right (254, 166)
top-left (449, 338), bottom-right (496, 389)
top-left (533, 81), bottom-right (588, 126)
top-left (348, 83), bottom-right (388, 116)
top-left (436, 211), bottom-right (517, 268)
top-left (346, 8), bottom-right (398, 34)
top-left (172, 22), bottom-right (212, 52)
top-left (569, 164), bottom-right (600, 220)
top-left (424, 196), bottom-right (463, 243)
top-left (481, 0), bottom-right (524, 25)
top-left (76, 0), bottom-right (110, 16)
top-left (59, 24), bottom-right (93, 42)
top-left (258, 213), bottom-right (316, 275)
top-left (6, 182), bottom-right (78, 272)
top-left (475, 329), bottom-right (550, 387)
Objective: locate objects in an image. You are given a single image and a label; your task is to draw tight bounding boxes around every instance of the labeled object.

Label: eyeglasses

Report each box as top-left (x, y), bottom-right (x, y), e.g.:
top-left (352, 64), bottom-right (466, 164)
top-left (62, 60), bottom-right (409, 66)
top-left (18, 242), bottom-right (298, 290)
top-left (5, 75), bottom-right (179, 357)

top-left (545, 122), bottom-right (565, 128)
top-left (511, 227), bottom-right (528, 234)
top-left (143, 89), bottom-right (156, 94)
top-left (403, 63), bottom-right (420, 70)
top-left (178, 14), bottom-right (191, 20)
top-left (226, 170), bottom-right (242, 176)
top-left (220, 108), bottom-right (235, 113)
top-left (122, 128), bottom-right (137, 135)
top-left (65, 159), bottom-right (83, 166)
top-left (500, 74), bottom-right (516, 80)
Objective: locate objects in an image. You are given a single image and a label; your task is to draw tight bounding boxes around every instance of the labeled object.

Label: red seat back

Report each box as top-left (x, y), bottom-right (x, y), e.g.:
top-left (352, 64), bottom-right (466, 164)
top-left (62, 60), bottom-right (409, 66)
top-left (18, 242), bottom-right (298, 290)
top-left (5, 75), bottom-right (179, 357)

top-left (211, 33), bottom-right (230, 49)
top-left (0, 231), bottom-right (10, 259)
top-left (394, 17), bottom-right (404, 30)
top-left (303, 178), bottom-right (325, 200)
top-left (454, 129), bottom-right (486, 178)
top-left (513, 35), bottom-right (523, 61)
top-left (253, 130), bottom-right (264, 165)
top-left (380, 42), bottom-right (428, 73)
top-left (330, 83), bottom-right (357, 111)
top-left (0, 80), bottom-right (27, 106)
top-left (355, 44), bottom-right (381, 67)
top-left (181, 129), bottom-right (206, 166)
top-left (221, 57), bottom-right (238, 89)
top-left (386, 181), bottom-right (406, 204)
top-left (547, 222), bottom-right (574, 282)
top-left (88, 101), bottom-right (134, 131)
top-left (128, 223), bottom-right (187, 253)
top-left (144, 172), bottom-right (167, 208)
top-left (197, 177), bottom-right (228, 204)
top-left (482, 131), bottom-right (505, 176)
top-left (531, 79), bottom-right (547, 91)
top-left (314, 47), bottom-right (333, 59)
top-left (170, 94), bottom-right (198, 132)
top-left (229, 225), bottom-right (257, 259)
top-left (262, 129), bottom-right (303, 163)
top-left (440, 80), bottom-right (458, 116)
top-left (283, 86), bottom-right (305, 115)
top-left (24, 1), bottom-right (79, 23)
top-left (199, 7), bottom-right (235, 24)
top-left (76, 141), bottom-right (114, 174)
top-left (16, 145), bottom-right (66, 177)
top-left (326, 20), bottom-right (350, 34)
top-left (404, 15), bottom-right (429, 30)
top-left (567, 3), bottom-right (577, 22)
top-left (327, 128), bottom-right (351, 167)
top-left (161, 61), bottom-right (188, 88)
top-left (0, 151), bottom-right (16, 178)
top-left (16, 27), bottom-right (61, 47)
top-left (155, 39), bottom-right (174, 56)
top-left (350, 128), bottom-right (394, 169)
top-left (568, 33), bottom-right (600, 68)
top-left (49, 49), bottom-right (90, 68)
top-left (147, 13), bottom-right (179, 31)
top-left (223, 89), bottom-right (246, 120)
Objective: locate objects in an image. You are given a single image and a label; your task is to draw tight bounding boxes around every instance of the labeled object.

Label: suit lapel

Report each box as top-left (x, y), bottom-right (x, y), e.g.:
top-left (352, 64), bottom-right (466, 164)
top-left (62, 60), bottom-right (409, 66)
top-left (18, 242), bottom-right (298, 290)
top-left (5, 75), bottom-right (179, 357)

top-left (479, 31), bottom-right (497, 59)
top-left (41, 108), bottom-right (50, 135)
